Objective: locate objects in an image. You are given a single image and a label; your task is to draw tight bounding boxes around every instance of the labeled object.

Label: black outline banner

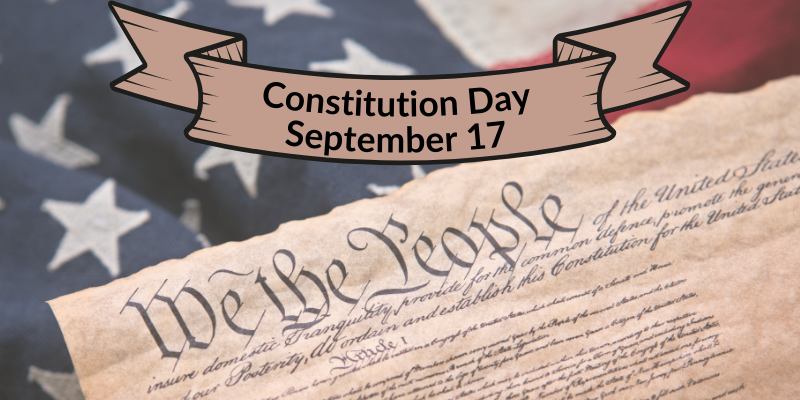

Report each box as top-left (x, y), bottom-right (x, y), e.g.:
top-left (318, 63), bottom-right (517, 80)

top-left (109, 1), bottom-right (691, 164)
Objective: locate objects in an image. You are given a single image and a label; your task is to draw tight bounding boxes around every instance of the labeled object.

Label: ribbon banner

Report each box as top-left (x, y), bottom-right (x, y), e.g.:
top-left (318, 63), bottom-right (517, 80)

top-left (110, 1), bottom-right (691, 164)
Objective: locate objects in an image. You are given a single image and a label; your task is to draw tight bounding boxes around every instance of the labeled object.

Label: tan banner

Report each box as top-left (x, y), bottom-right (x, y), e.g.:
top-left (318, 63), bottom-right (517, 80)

top-left (109, 1), bottom-right (691, 163)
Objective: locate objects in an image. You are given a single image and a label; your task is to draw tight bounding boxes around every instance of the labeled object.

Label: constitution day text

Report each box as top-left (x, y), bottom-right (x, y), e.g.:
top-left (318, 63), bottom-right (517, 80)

top-left (106, 1), bottom-right (692, 164)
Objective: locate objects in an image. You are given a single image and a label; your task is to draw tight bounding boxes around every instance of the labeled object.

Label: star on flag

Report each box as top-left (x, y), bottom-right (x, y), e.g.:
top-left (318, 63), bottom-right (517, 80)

top-left (41, 179), bottom-right (150, 278)
top-left (83, 0), bottom-right (193, 73)
top-left (309, 38), bottom-right (415, 75)
top-left (9, 93), bottom-right (100, 169)
top-left (227, 0), bottom-right (334, 26)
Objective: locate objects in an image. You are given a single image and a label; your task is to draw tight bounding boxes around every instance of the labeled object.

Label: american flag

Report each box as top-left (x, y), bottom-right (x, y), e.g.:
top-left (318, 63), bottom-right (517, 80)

top-left (1, 0), bottom-right (798, 399)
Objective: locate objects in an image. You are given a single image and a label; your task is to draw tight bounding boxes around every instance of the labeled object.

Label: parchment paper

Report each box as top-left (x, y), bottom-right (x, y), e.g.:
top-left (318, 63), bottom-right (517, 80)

top-left (50, 76), bottom-right (800, 400)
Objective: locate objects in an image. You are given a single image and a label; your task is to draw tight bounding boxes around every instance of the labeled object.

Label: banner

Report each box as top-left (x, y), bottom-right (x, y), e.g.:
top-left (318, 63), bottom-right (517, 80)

top-left (109, 1), bottom-right (691, 164)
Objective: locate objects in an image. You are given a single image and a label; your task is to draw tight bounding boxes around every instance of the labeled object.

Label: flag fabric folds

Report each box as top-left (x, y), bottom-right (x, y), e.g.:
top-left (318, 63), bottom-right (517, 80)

top-left (0, 0), bottom-right (798, 399)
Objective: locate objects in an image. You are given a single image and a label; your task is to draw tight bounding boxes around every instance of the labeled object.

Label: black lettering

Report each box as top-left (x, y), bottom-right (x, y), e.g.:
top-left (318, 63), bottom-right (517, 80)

top-left (286, 92), bottom-right (304, 111)
top-left (446, 132), bottom-right (457, 151)
top-left (470, 211), bottom-right (520, 268)
top-left (441, 227), bottom-right (479, 270)
top-left (427, 133), bottom-right (443, 152)
top-left (378, 133), bottom-right (403, 153)
top-left (358, 133), bottom-right (374, 152)
top-left (440, 96), bottom-right (457, 116)
top-left (263, 82), bottom-right (285, 108)
top-left (122, 282), bottom-right (217, 360)
top-left (220, 290), bottom-right (258, 336)
top-left (494, 92), bottom-right (511, 112)
top-left (469, 88), bottom-right (492, 114)
top-left (305, 129), bottom-right (322, 149)
top-left (306, 93), bottom-right (323, 113)
top-left (326, 260), bottom-right (359, 305)
top-left (348, 218), bottom-right (409, 283)
top-left (326, 96), bottom-right (340, 115)
top-left (420, 98), bottom-right (438, 116)
top-left (286, 120), bottom-right (303, 147)
top-left (413, 233), bottom-right (449, 277)
top-left (324, 131), bottom-right (342, 156)
top-left (407, 126), bottom-right (424, 153)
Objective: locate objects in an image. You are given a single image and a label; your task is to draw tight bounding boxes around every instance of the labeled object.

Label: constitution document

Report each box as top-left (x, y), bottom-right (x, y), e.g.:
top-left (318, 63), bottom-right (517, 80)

top-left (50, 76), bottom-right (800, 400)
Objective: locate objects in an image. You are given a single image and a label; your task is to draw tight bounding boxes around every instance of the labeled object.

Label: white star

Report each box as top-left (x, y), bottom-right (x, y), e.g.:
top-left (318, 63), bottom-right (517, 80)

top-left (28, 366), bottom-right (85, 400)
top-left (83, 1), bottom-right (193, 73)
top-left (179, 198), bottom-right (202, 233)
top-left (367, 165), bottom-right (426, 196)
top-left (41, 179), bottom-right (150, 277)
top-left (410, 164), bottom-right (427, 180)
top-left (309, 38), bottom-right (415, 75)
top-left (9, 94), bottom-right (100, 169)
top-left (194, 147), bottom-right (261, 198)
top-left (180, 198), bottom-right (211, 248)
top-left (228, 0), bottom-right (333, 26)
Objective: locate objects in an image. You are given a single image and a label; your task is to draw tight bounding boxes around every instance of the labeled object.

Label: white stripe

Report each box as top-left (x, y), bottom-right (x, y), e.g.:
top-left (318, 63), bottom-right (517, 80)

top-left (415, 0), bottom-right (657, 69)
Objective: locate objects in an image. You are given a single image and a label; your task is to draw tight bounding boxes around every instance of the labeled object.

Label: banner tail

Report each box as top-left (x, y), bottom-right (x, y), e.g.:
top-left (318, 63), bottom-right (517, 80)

top-left (108, 1), bottom-right (246, 112)
top-left (554, 1), bottom-right (691, 113)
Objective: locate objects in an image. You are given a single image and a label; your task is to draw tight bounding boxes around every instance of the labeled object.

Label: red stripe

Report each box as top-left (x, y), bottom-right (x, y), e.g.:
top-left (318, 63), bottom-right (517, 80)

top-left (492, 0), bottom-right (800, 123)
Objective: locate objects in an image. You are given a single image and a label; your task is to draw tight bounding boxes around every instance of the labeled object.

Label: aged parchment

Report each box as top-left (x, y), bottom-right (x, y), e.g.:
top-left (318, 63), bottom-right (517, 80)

top-left (50, 76), bottom-right (800, 400)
